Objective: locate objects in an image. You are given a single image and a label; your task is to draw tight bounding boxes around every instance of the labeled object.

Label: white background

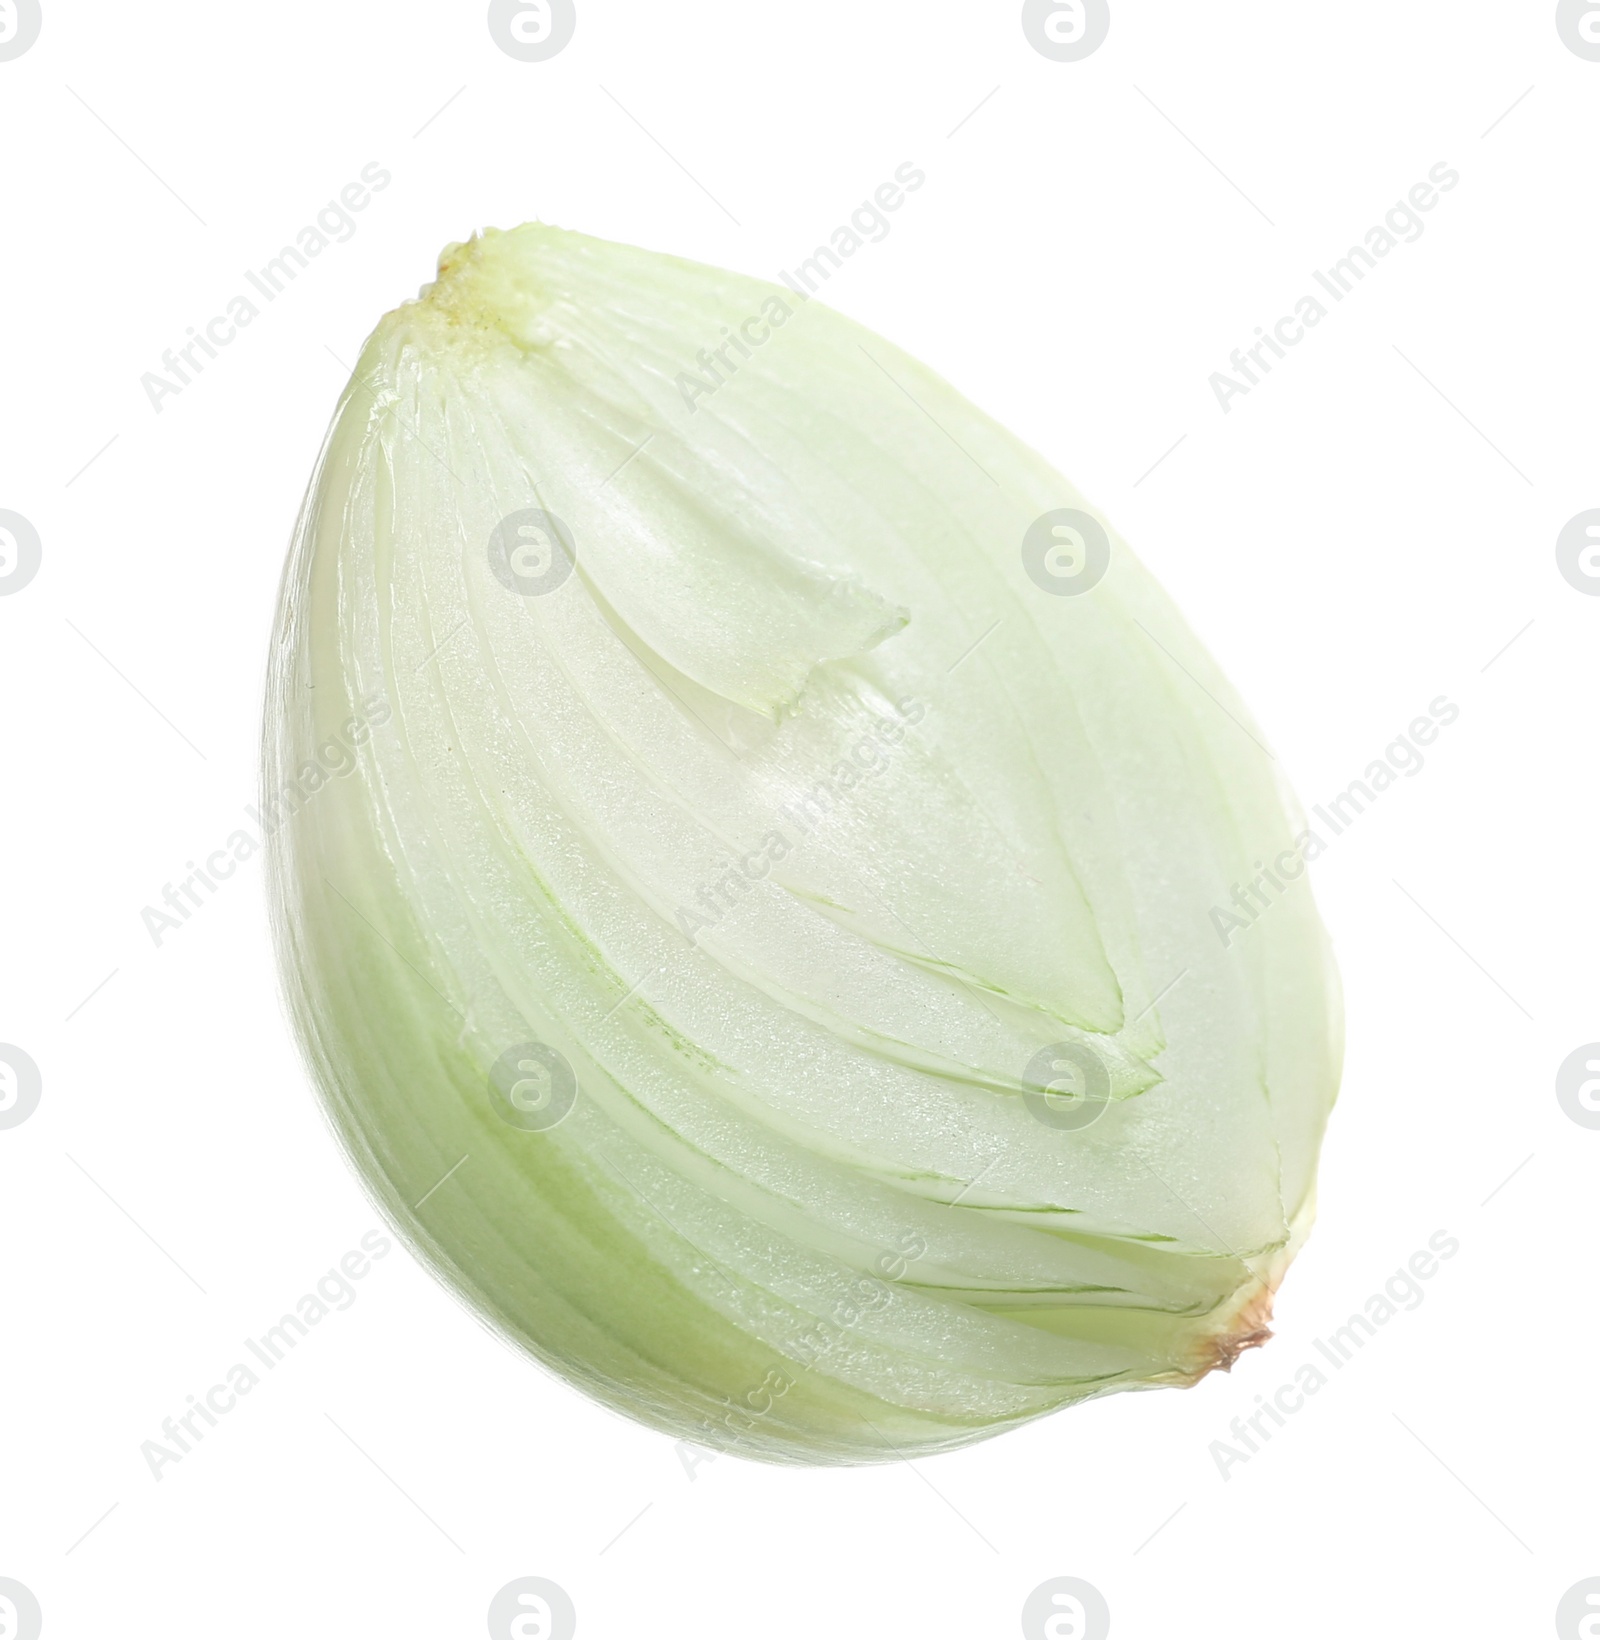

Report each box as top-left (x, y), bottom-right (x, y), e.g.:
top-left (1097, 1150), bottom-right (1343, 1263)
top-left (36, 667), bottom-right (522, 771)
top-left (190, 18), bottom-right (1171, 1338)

top-left (2, 2), bottom-right (1597, 1636)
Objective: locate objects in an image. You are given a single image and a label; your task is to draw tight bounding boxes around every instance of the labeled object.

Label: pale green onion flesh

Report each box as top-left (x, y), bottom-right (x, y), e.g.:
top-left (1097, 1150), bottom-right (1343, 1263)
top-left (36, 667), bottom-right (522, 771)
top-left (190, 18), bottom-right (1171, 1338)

top-left (264, 225), bottom-right (1341, 1464)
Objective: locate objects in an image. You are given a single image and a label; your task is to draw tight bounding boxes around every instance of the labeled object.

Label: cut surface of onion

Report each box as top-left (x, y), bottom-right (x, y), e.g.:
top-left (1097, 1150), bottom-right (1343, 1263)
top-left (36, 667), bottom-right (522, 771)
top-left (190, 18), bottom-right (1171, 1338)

top-left (264, 224), bottom-right (1342, 1463)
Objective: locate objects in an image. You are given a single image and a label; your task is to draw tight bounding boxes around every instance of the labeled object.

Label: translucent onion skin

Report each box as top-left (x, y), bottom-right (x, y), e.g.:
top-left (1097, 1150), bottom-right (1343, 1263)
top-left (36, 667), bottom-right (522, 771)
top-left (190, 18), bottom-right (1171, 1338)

top-left (264, 225), bottom-right (1341, 1464)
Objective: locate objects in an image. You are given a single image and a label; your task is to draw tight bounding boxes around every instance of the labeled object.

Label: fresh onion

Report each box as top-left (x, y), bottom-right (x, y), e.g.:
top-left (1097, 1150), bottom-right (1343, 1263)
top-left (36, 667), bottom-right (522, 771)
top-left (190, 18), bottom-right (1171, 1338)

top-left (264, 225), bottom-right (1341, 1463)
